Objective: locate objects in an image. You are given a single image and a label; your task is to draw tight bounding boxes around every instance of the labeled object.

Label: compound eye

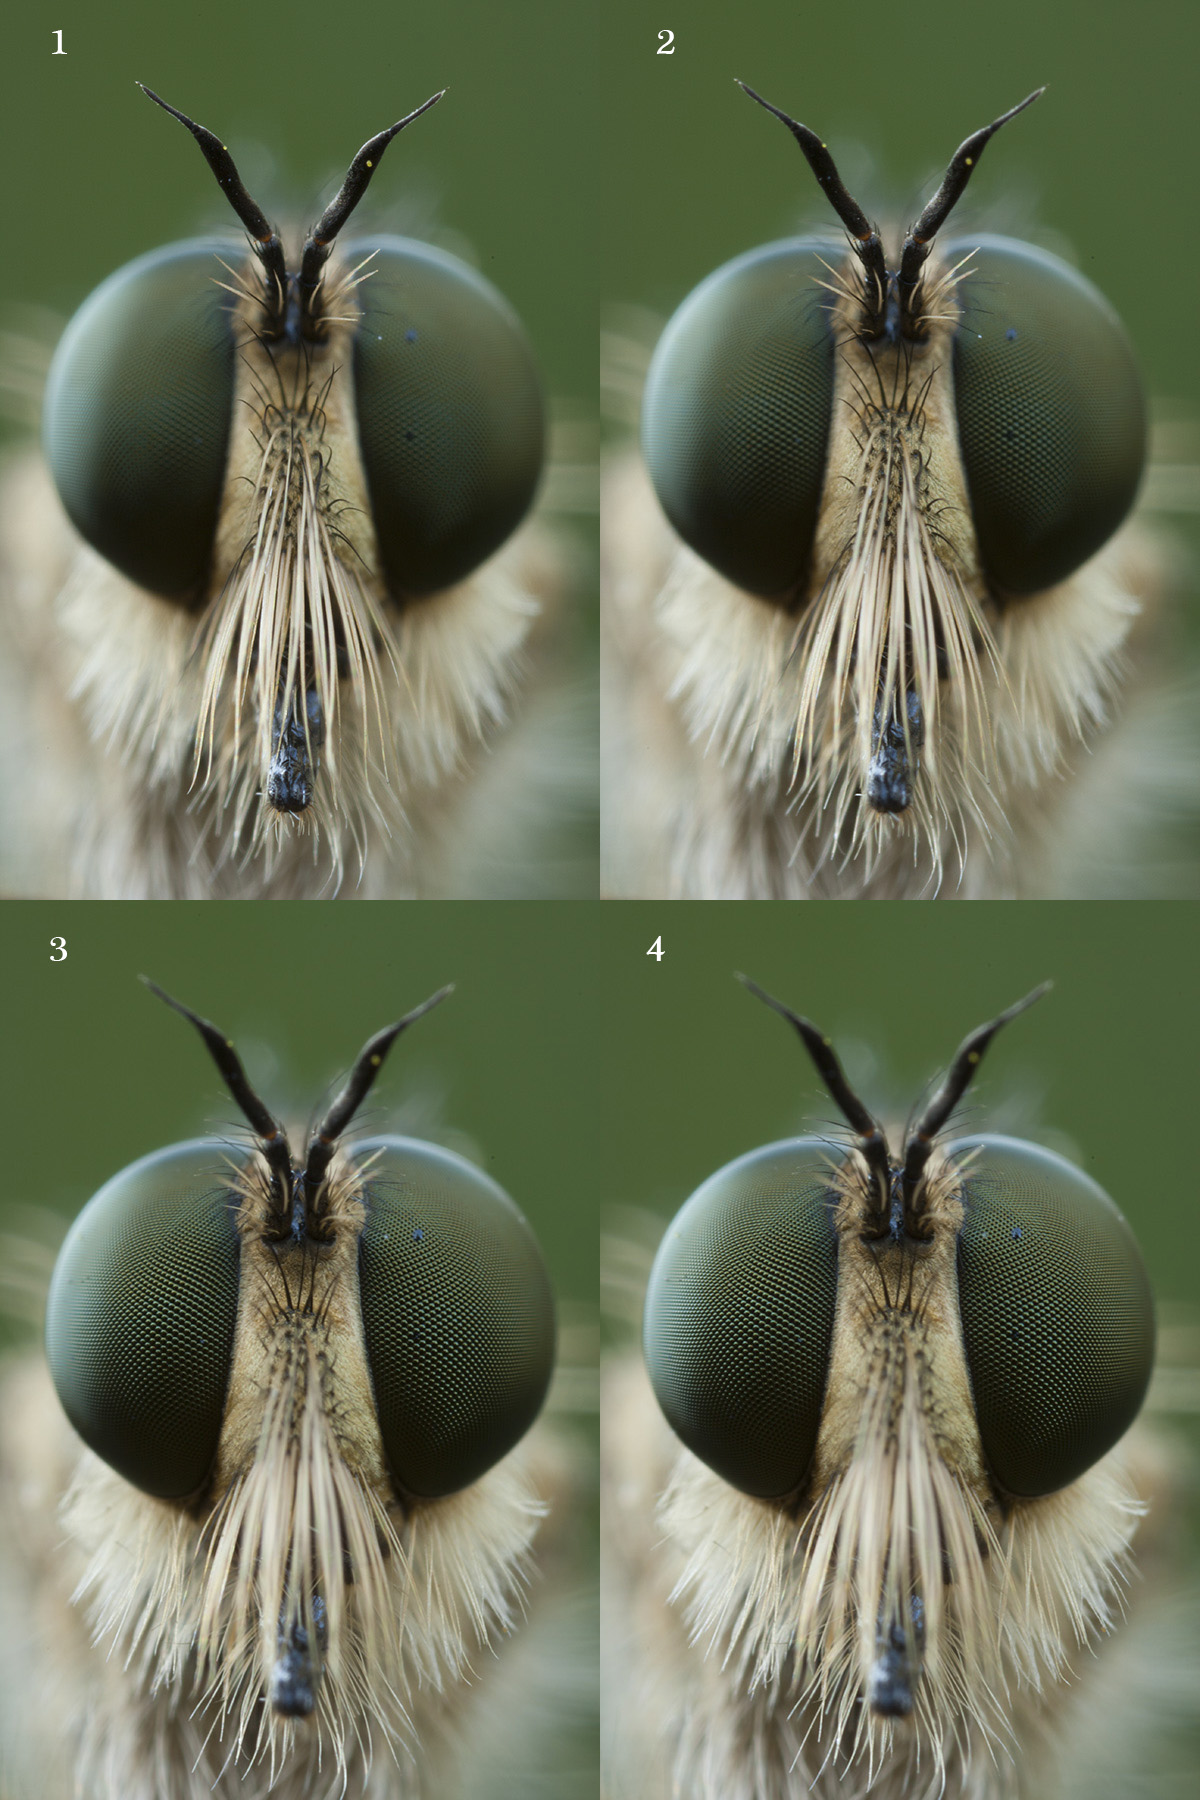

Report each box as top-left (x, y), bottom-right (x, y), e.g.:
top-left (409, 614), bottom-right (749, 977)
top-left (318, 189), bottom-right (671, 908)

top-left (641, 240), bottom-right (838, 599)
top-left (643, 1140), bottom-right (840, 1498)
top-left (45, 1140), bottom-right (245, 1498)
top-left (353, 1137), bottom-right (555, 1497)
top-left (948, 236), bottom-right (1146, 595)
top-left (42, 240), bottom-right (238, 602)
top-left (346, 238), bottom-right (545, 599)
top-left (951, 1135), bottom-right (1155, 1497)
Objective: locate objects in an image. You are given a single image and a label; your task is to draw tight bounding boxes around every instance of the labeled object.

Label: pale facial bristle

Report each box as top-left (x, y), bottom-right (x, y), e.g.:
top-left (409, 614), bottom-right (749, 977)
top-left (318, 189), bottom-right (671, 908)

top-left (789, 377), bottom-right (1002, 889)
top-left (62, 1422), bottom-right (546, 1788)
top-left (192, 356), bottom-right (398, 860)
top-left (659, 1420), bottom-right (1143, 1796)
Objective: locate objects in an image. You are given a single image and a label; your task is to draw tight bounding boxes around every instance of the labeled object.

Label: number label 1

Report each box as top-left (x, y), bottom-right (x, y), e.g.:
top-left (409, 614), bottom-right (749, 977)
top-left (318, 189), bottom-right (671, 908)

top-left (647, 936), bottom-right (664, 962)
top-left (657, 29), bottom-right (675, 54)
top-left (50, 936), bottom-right (67, 961)
top-left (52, 30), bottom-right (66, 54)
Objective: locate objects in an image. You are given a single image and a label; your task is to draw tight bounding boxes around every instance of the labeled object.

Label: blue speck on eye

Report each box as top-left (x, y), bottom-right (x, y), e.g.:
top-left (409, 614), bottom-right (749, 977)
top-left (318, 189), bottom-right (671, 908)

top-left (406, 328), bottom-right (418, 343)
top-left (1011, 1226), bottom-right (1022, 1241)
top-left (1005, 327), bottom-right (1018, 341)
top-left (412, 1227), bottom-right (424, 1242)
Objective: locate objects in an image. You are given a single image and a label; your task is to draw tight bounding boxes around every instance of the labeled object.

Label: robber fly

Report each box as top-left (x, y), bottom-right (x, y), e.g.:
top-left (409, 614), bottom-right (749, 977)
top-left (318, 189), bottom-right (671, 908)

top-left (601, 85), bottom-right (1190, 898)
top-left (602, 982), bottom-right (1178, 1798)
top-left (0, 85), bottom-right (576, 898)
top-left (0, 982), bottom-right (574, 1799)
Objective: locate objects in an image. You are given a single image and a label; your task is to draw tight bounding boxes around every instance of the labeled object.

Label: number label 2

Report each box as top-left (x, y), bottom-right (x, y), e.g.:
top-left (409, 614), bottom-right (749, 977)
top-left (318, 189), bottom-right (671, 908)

top-left (657, 30), bottom-right (675, 54)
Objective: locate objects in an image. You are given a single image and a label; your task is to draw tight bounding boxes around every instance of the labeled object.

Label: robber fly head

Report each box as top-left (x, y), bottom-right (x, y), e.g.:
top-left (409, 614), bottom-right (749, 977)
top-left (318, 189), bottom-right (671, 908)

top-left (42, 88), bottom-right (545, 884)
top-left (44, 980), bottom-right (555, 1778)
top-left (642, 980), bottom-right (1154, 1784)
top-left (640, 88), bottom-right (1147, 887)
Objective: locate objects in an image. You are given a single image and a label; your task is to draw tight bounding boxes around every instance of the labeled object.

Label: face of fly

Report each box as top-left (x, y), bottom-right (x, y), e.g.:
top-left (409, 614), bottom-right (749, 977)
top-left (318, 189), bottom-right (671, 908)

top-left (41, 88), bottom-right (546, 890)
top-left (640, 88), bottom-right (1149, 889)
top-left (43, 983), bottom-right (557, 1787)
top-left (641, 981), bottom-right (1156, 1787)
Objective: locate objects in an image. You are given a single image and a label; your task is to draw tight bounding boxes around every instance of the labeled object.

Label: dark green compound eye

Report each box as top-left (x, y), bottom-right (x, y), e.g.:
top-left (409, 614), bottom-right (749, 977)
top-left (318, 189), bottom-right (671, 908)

top-left (353, 1136), bottom-right (556, 1498)
top-left (42, 240), bottom-right (238, 603)
top-left (951, 1135), bottom-right (1155, 1497)
top-left (948, 236), bottom-right (1147, 595)
top-left (44, 1140), bottom-right (245, 1499)
top-left (641, 240), bottom-right (837, 599)
top-left (346, 238), bottom-right (545, 598)
top-left (643, 1140), bottom-right (840, 1499)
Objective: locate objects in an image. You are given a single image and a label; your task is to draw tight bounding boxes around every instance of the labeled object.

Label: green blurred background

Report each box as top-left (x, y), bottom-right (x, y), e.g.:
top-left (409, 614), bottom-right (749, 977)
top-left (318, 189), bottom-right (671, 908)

top-left (594, 897), bottom-right (1200, 1789)
top-left (2, 901), bottom-right (1198, 1785)
top-left (0, 901), bottom-right (599, 1794)
top-left (603, 0), bottom-right (1198, 417)
top-left (3, 899), bottom-right (1196, 1416)
top-left (5, 0), bottom-right (592, 412)
top-left (601, 0), bottom-right (1200, 890)
top-left (594, 898), bottom-right (1200, 1782)
top-left (0, 903), bottom-right (597, 1306)
top-left (0, 0), bottom-right (600, 899)
top-left (602, 0), bottom-right (1200, 622)
top-left (596, 901), bottom-right (1199, 1308)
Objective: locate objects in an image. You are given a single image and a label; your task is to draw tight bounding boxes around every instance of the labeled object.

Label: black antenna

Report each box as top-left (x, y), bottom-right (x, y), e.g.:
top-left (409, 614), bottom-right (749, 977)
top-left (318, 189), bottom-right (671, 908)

top-left (297, 91), bottom-right (445, 314)
top-left (736, 81), bottom-right (889, 316)
top-left (737, 81), bottom-right (1043, 340)
top-left (138, 84), bottom-right (443, 341)
top-left (303, 985), bottom-right (454, 1226)
top-left (897, 89), bottom-right (1044, 312)
top-left (137, 85), bottom-right (289, 312)
top-left (140, 977), bottom-right (294, 1224)
top-left (901, 983), bottom-right (1051, 1214)
top-left (737, 974), bottom-right (892, 1230)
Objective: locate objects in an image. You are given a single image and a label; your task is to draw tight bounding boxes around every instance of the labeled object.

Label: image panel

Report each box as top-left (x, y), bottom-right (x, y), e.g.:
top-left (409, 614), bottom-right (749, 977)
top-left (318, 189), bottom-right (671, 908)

top-left (601, 0), bottom-right (1200, 898)
top-left (598, 901), bottom-right (1200, 1796)
top-left (0, 902), bottom-right (599, 1798)
top-left (0, 1), bottom-right (598, 898)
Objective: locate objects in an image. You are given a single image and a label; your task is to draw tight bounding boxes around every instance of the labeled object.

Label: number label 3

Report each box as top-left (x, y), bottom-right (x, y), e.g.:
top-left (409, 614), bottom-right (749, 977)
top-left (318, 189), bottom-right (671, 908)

top-left (657, 29), bottom-right (675, 54)
top-left (50, 936), bottom-right (67, 961)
